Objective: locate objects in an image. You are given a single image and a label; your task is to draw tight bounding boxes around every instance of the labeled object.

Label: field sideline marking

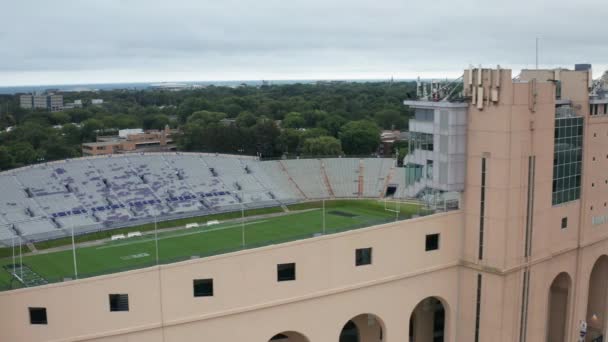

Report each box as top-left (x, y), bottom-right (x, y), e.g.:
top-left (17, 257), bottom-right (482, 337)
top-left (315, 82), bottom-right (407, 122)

top-left (96, 220), bottom-right (268, 250)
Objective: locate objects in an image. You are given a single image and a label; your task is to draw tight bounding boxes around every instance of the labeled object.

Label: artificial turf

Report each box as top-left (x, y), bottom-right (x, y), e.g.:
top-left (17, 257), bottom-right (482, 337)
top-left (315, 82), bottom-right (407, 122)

top-left (0, 200), bottom-right (425, 290)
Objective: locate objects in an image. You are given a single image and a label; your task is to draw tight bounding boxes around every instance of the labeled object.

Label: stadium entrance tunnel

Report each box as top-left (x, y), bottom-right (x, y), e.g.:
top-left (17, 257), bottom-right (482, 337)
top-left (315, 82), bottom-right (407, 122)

top-left (547, 272), bottom-right (571, 342)
top-left (385, 185), bottom-right (397, 197)
top-left (269, 331), bottom-right (310, 342)
top-left (339, 313), bottom-right (385, 342)
top-left (409, 297), bottom-right (446, 342)
top-left (586, 255), bottom-right (608, 341)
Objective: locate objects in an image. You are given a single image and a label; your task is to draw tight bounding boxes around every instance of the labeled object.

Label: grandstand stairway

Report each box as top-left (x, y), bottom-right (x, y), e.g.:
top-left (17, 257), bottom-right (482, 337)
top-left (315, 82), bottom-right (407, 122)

top-left (320, 161), bottom-right (335, 198)
top-left (358, 160), bottom-right (364, 197)
top-left (278, 160), bottom-right (308, 199)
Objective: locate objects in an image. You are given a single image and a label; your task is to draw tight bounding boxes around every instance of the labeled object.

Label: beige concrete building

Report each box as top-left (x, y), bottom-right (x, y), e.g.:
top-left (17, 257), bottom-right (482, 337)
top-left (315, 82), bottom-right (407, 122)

top-left (82, 126), bottom-right (177, 156)
top-left (2, 65), bottom-right (608, 342)
top-left (19, 93), bottom-right (64, 112)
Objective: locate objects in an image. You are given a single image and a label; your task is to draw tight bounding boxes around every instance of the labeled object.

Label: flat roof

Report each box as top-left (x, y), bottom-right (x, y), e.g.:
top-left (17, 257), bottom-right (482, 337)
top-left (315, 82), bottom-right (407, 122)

top-left (82, 141), bottom-right (123, 147)
top-left (403, 100), bottom-right (468, 109)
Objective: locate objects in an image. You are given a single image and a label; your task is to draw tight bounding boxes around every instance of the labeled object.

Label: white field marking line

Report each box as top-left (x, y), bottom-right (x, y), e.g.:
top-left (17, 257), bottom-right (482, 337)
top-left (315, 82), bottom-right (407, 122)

top-left (95, 220), bottom-right (268, 250)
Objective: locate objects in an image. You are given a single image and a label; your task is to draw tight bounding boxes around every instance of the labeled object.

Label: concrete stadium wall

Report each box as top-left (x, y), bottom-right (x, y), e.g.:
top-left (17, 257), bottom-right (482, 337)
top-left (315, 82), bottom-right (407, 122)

top-left (0, 211), bottom-right (462, 342)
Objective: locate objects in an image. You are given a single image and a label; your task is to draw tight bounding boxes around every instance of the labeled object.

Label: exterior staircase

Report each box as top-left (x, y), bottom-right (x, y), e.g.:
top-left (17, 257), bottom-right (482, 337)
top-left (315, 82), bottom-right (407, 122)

top-left (278, 160), bottom-right (308, 200)
top-left (358, 160), bottom-right (364, 197)
top-left (320, 161), bottom-right (335, 198)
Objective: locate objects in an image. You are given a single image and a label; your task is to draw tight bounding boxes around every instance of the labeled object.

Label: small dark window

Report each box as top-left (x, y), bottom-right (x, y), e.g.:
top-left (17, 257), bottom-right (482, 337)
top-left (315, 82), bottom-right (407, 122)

top-left (277, 263), bottom-right (296, 282)
top-left (29, 307), bottom-right (47, 325)
top-left (425, 234), bottom-right (440, 251)
top-left (355, 248), bottom-right (372, 266)
top-left (193, 279), bottom-right (214, 297)
top-left (109, 294), bottom-right (129, 312)
top-left (561, 217), bottom-right (568, 229)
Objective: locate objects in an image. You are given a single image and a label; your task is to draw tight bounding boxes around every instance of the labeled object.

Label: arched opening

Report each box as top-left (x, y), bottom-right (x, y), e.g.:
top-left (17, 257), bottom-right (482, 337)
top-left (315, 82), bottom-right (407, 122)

top-left (546, 272), bottom-right (571, 342)
top-left (269, 331), bottom-right (310, 342)
top-left (339, 313), bottom-right (385, 342)
top-left (586, 256), bottom-right (608, 341)
top-left (409, 297), bottom-right (446, 342)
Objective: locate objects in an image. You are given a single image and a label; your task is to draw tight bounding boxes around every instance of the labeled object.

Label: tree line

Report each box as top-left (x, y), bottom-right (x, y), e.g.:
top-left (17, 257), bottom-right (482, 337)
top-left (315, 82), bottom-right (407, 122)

top-left (0, 81), bottom-right (416, 170)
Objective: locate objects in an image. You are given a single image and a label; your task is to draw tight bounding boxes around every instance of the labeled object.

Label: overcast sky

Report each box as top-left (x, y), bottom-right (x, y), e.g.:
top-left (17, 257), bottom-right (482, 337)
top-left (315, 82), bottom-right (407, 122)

top-left (1, 0), bottom-right (607, 86)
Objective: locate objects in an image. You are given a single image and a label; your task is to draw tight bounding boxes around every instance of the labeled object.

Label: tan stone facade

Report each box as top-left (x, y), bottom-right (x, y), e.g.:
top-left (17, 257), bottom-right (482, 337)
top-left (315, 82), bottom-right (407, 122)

top-left (82, 126), bottom-right (176, 156)
top-left (2, 66), bottom-right (608, 342)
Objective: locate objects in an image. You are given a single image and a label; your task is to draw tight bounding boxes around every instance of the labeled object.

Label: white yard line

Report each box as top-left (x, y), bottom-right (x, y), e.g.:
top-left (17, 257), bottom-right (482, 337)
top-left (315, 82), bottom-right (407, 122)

top-left (96, 220), bottom-right (268, 250)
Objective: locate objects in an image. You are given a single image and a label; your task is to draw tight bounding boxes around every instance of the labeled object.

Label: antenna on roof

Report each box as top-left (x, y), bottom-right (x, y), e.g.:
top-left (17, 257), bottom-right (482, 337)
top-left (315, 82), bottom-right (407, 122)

top-left (535, 37), bottom-right (540, 70)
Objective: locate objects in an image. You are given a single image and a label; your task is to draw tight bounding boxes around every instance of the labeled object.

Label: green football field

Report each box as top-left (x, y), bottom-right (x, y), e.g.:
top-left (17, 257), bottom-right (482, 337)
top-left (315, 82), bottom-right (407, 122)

top-left (0, 200), bottom-right (426, 290)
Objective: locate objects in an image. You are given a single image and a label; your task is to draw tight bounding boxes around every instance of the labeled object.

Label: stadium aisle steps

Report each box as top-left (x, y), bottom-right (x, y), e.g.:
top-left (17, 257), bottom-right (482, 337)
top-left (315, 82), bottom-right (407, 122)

top-left (278, 160), bottom-right (308, 199)
top-left (320, 161), bottom-right (335, 198)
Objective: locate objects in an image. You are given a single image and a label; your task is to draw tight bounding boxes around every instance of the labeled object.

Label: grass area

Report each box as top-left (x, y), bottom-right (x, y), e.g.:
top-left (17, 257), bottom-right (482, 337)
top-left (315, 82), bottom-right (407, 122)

top-left (32, 206), bottom-right (284, 251)
top-left (0, 200), bottom-right (426, 290)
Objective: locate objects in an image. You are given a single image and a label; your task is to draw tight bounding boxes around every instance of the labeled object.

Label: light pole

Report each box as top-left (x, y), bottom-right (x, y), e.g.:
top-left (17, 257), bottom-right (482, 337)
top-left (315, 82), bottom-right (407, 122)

top-left (153, 210), bottom-right (159, 265)
top-left (241, 192), bottom-right (245, 247)
top-left (11, 236), bottom-right (15, 277)
top-left (70, 215), bottom-right (78, 279)
top-left (322, 199), bottom-right (326, 234)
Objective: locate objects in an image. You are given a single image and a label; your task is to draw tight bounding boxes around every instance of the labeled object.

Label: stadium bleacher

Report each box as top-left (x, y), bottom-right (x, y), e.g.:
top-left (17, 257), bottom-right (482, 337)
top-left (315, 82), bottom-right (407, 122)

top-left (0, 154), bottom-right (396, 245)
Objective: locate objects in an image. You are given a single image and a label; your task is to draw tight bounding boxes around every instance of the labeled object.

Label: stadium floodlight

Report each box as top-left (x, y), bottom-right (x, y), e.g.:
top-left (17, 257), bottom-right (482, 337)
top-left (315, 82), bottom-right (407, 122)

top-left (153, 210), bottom-right (159, 265)
top-left (19, 236), bottom-right (23, 282)
top-left (322, 199), bottom-right (326, 234)
top-left (241, 192), bottom-right (245, 247)
top-left (11, 236), bottom-right (15, 278)
top-left (69, 214), bottom-right (79, 279)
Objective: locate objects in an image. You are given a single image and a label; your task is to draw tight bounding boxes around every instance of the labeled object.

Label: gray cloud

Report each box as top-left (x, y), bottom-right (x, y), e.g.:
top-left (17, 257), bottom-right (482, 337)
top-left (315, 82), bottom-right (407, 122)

top-left (1, 0), bottom-right (607, 85)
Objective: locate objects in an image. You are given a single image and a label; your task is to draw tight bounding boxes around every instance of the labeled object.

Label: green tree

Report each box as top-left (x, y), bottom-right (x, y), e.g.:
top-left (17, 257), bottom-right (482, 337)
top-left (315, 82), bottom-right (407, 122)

top-left (281, 112), bottom-right (305, 128)
top-left (302, 110), bottom-right (327, 127)
top-left (143, 114), bottom-right (170, 130)
top-left (61, 124), bottom-right (82, 145)
top-left (187, 111), bottom-right (227, 126)
top-left (235, 111), bottom-right (257, 128)
top-left (254, 117), bottom-right (280, 157)
top-left (0, 146), bottom-right (14, 170)
top-left (374, 109), bottom-right (405, 129)
top-left (81, 118), bottom-right (104, 141)
top-left (50, 111), bottom-right (71, 125)
top-left (339, 120), bottom-right (381, 155)
top-left (277, 128), bottom-right (302, 155)
top-left (10, 142), bottom-right (38, 166)
top-left (302, 136), bottom-right (343, 156)
top-left (318, 114), bottom-right (346, 137)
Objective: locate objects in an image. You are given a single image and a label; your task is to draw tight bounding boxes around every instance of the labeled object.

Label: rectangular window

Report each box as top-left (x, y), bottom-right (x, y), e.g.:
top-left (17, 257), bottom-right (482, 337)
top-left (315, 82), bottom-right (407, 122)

top-left (29, 307), bottom-right (47, 325)
top-left (109, 294), bottom-right (129, 312)
top-left (277, 263), bottom-right (296, 282)
top-left (355, 248), bottom-right (372, 266)
top-left (475, 274), bottom-right (482, 342)
top-left (193, 279), bottom-right (214, 297)
top-left (425, 234), bottom-right (440, 251)
top-left (561, 217), bottom-right (568, 229)
top-left (479, 157), bottom-right (487, 260)
top-left (552, 116), bottom-right (583, 205)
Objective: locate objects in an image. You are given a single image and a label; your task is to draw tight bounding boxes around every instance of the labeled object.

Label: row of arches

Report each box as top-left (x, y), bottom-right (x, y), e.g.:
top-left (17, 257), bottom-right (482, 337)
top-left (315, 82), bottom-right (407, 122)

top-left (266, 255), bottom-right (608, 342)
top-left (547, 255), bottom-right (608, 342)
top-left (268, 297), bottom-right (447, 342)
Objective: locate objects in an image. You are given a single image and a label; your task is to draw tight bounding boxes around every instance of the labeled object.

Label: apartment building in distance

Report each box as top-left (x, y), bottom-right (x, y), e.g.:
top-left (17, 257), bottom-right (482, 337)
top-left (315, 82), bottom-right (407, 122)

top-left (2, 64), bottom-right (608, 342)
top-left (19, 93), bottom-right (64, 112)
top-left (81, 125), bottom-right (177, 156)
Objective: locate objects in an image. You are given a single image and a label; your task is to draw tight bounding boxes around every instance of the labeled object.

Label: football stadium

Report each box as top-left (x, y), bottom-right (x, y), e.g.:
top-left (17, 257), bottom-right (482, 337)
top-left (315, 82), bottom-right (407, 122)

top-left (3, 66), bottom-right (608, 342)
top-left (0, 153), bottom-right (429, 289)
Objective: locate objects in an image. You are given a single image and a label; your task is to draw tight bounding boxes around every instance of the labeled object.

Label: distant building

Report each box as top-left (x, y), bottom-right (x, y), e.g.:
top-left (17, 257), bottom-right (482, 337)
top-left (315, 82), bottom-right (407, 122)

top-left (19, 93), bottom-right (64, 112)
top-left (378, 130), bottom-right (408, 156)
top-left (82, 125), bottom-right (177, 156)
top-left (91, 99), bottom-right (104, 105)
